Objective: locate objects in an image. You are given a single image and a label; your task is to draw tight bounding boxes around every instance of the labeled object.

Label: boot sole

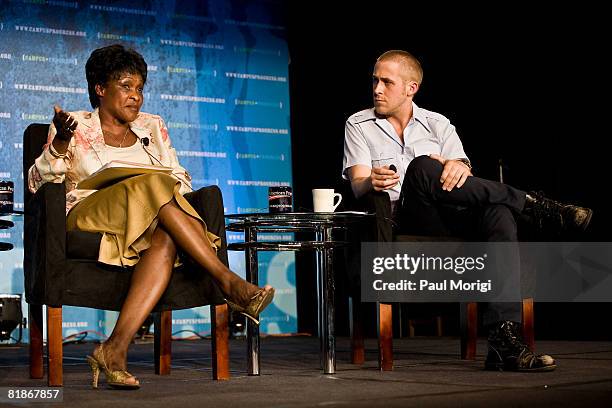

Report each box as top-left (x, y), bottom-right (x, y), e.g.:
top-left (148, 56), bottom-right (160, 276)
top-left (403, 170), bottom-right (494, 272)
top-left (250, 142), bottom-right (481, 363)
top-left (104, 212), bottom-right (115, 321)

top-left (485, 362), bottom-right (557, 372)
top-left (108, 382), bottom-right (141, 390)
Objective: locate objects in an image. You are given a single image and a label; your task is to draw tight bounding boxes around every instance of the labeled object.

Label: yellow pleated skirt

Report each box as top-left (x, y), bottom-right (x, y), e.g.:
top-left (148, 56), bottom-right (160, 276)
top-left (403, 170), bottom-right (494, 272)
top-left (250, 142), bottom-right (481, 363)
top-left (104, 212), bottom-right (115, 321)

top-left (66, 173), bottom-right (220, 267)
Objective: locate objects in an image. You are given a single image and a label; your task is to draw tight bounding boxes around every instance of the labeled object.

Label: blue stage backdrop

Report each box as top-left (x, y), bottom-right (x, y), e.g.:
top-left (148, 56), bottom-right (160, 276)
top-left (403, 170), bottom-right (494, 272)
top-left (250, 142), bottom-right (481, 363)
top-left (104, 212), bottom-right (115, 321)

top-left (0, 0), bottom-right (295, 342)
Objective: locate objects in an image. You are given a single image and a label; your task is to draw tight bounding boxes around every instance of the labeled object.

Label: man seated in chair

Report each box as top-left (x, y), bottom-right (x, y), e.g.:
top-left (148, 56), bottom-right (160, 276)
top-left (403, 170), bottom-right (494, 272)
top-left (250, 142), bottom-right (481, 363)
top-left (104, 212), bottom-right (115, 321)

top-left (342, 50), bottom-right (593, 372)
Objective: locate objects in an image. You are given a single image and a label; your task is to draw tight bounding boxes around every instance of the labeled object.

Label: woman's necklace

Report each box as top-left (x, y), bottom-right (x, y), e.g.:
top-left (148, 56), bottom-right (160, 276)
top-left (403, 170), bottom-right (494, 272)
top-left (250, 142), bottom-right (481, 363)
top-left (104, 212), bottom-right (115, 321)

top-left (103, 127), bottom-right (130, 147)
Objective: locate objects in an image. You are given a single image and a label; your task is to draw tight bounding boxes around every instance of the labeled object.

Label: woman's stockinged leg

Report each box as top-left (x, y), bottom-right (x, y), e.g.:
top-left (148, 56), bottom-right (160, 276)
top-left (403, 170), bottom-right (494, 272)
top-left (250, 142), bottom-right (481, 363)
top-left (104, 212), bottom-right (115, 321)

top-left (157, 199), bottom-right (266, 306)
top-left (102, 225), bottom-right (176, 383)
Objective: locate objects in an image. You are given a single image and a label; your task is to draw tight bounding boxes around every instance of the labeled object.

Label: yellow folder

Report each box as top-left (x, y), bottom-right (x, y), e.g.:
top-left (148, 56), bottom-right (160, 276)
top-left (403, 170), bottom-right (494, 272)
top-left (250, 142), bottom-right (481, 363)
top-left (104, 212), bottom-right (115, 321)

top-left (77, 161), bottom-right (174, 190)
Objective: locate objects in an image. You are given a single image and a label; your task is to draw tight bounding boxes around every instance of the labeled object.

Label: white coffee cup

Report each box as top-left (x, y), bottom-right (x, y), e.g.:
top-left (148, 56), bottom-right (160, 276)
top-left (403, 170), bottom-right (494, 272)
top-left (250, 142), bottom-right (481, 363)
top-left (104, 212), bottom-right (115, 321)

top-left (312, 189), bottom-right (342, 212)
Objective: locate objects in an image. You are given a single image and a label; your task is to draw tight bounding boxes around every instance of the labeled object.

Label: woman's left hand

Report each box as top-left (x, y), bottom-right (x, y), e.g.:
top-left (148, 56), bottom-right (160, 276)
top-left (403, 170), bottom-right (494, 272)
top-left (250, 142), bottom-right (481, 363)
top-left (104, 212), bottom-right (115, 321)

top-left (53, 105), bottom-right (78, 142)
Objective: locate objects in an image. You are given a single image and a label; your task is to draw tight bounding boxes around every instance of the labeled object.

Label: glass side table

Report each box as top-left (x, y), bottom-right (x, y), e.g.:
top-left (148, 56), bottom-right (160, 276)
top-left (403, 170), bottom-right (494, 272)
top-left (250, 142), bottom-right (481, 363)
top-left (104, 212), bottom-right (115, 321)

top-left (225, 211), bottom-right (372, 375)
top-left (0, 210), bottom-right (24, 251)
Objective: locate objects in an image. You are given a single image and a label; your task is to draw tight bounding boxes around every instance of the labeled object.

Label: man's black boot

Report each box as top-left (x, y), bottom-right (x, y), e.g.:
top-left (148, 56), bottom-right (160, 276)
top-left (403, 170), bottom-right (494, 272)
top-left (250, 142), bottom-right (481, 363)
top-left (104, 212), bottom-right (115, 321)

top-left (485, 321), bottom-right (556, 372)
top-left (523, 191), bottom-right (593, 233)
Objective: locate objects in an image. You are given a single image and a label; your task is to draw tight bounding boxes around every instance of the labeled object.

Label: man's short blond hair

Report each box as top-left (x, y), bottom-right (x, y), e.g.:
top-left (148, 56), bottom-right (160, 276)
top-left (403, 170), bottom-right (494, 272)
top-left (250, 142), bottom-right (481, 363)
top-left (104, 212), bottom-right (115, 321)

top-left (377, 50), bottom-right (423, 85)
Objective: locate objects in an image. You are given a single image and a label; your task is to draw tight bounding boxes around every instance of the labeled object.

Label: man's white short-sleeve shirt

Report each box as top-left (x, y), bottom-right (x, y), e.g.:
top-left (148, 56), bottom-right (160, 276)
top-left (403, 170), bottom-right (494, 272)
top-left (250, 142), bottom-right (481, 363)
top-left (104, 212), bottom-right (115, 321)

top-left (342, 103), bottom-right (469, 203)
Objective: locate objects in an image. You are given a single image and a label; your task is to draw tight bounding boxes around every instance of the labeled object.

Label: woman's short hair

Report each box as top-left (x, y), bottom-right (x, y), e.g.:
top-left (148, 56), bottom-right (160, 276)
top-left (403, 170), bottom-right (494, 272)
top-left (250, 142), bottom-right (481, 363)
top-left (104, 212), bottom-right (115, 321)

top-left (85, 44), bottom-right (147, 109)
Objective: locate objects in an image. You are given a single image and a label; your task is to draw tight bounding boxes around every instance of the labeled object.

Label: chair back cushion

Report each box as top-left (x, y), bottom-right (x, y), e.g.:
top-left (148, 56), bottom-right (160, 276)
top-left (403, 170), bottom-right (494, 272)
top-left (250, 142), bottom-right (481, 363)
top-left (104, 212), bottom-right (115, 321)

top-left (23, 124), bottom-right (50, 203)
top-left (22, 123), bottom-right (104, 260)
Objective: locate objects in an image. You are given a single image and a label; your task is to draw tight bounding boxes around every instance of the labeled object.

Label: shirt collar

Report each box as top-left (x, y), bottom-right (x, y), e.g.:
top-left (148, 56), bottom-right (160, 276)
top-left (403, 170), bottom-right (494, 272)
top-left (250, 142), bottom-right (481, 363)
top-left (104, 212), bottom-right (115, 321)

top-left (353, 108), bottom-right (377, 123)
top-left (358, 103), bottom-right (432, 133)
top-left (78, 108), bottom-right (101, 131)
top-left (412, 103), bottom-right (432, 133)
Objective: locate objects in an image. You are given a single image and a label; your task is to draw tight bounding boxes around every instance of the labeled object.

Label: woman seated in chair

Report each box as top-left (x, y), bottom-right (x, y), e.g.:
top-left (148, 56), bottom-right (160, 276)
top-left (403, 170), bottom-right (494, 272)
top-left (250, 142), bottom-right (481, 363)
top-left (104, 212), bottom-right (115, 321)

top-left (27, 44), bottom-right (275, 390)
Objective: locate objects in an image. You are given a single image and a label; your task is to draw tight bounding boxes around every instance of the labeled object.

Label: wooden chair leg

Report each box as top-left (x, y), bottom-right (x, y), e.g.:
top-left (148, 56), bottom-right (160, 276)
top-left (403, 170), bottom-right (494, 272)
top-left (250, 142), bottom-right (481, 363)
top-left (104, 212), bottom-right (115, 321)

top-left (46, 306), bottom-right (63, 387)
top-left (460, 302), bottom-right (477, 360)
top-left (436, 316), bottom-right (443, 337)
top-left (522, 298), bottom-right (535, 351)
top-left (29, 304), bottom-right (44, 379)
top-left (349, 297), bottom-right (364, 365)
top-left (154, 311), bottom-right (172, 375)
top-left (211, 304), bottom-right (230, 380)
top-left (395, 303), bottom-right (404, 338)
top-left (408, 320), bottom-right (415, 337)
top-left (377, 302), bottom-right (393, 371)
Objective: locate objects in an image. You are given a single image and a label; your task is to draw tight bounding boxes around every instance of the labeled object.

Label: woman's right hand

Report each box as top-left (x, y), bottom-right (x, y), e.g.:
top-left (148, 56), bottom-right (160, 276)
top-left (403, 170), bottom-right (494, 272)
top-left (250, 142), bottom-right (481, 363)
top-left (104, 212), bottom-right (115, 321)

top-left (52, 105), bottom-right (78, 142)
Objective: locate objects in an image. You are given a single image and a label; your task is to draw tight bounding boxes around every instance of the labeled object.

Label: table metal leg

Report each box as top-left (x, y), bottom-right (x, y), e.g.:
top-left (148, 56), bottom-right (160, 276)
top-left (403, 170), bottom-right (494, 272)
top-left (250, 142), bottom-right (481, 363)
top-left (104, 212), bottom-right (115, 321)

top-left (245, 226), bottom-right (260, 375)
top-left (315, 229), bottom-right (323, 369)
top-left (317, 226), bottom-right (336, 374)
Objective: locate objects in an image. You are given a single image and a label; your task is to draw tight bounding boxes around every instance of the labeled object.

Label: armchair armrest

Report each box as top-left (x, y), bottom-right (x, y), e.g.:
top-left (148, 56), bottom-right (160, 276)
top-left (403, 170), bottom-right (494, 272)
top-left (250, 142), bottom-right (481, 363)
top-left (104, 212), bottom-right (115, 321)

top-left (184, 185), bottom-right (229, 267)
top-left (24, 182), bottom-right (67, 306)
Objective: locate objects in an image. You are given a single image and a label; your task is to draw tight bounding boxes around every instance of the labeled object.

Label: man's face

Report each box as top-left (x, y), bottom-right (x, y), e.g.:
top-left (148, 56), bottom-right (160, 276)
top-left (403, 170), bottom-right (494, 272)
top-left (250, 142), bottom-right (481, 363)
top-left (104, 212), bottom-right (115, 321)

top-left (97, 72), bottom-right (144, 123)
top-left (372, 60), bottom-right (410, 117)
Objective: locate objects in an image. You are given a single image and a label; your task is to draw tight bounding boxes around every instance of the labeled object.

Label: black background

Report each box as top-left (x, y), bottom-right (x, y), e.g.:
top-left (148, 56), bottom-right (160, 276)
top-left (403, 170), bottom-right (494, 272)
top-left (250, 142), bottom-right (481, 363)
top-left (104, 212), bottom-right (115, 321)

top-left (285, 4), bottom-right (611, 338)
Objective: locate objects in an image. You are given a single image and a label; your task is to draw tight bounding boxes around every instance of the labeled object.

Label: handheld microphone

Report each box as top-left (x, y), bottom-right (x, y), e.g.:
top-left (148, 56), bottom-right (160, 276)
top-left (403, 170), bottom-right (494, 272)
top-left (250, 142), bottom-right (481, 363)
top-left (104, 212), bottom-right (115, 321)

top-left (141, 137), bottom-right (150, 146)
top-left (388, 164), bottom-right (402, 190)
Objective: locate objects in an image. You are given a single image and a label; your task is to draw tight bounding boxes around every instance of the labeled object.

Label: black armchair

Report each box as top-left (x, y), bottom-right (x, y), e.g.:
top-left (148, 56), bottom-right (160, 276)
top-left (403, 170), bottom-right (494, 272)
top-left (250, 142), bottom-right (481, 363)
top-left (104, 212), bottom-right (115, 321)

top-left (23, 124), bottom-right (231, 386)
top-left (343, 187), bottom-right (534, 370)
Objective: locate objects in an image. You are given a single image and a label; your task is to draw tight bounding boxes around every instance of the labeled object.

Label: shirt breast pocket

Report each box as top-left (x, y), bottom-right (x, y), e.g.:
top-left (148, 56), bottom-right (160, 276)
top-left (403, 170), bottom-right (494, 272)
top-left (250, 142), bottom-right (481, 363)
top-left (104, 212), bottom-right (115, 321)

top-left (412, 140), bottom-right (441, 158)
top-left (371, 149), bottom-right (397, 169)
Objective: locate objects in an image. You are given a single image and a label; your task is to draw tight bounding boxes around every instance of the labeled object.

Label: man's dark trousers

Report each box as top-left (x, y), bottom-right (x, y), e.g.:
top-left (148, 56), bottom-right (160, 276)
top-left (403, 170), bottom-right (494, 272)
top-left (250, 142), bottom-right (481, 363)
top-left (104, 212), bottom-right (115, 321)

top-left (396, 155), bottom-right (528, 325)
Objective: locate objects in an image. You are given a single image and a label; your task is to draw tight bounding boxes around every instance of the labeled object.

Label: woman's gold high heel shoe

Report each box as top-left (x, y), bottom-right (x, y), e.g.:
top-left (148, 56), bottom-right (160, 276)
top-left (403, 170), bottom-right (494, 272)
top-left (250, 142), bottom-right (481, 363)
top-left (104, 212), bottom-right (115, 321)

top-left (86, 344), bottom-right (140, 390)
top-left (226, 286), bottom-right (275, 325)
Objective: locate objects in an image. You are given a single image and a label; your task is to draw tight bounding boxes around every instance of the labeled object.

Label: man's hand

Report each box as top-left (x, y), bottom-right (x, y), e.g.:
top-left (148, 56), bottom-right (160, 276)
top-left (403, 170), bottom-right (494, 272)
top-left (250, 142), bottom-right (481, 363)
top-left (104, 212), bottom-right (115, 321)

top-left (370, 165), bottom-right (400, 191)
top-left (429, 154), bottom-right (472, 191)
top-left (347, 164), bottom-right (399, 198)
top-left (52, 105), bottom-right (78, 142)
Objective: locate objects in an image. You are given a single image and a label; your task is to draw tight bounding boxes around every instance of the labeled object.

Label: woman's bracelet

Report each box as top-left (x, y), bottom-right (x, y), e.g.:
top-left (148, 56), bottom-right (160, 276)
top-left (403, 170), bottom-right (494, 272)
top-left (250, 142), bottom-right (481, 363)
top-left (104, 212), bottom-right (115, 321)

top-left (49, 143), bottom-right (67, 159)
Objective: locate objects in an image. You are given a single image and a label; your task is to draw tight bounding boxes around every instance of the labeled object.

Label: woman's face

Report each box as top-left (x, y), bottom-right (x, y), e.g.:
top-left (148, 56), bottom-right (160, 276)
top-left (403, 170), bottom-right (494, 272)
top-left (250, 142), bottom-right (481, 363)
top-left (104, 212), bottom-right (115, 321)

top-left (96, 72), bottom-right (144, 123)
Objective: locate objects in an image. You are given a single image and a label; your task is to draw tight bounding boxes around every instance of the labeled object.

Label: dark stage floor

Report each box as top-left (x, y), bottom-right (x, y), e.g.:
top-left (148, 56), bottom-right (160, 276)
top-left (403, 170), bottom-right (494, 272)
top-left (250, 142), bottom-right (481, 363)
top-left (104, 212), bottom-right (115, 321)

top-left (1, 336), bottom-right (612, 407)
